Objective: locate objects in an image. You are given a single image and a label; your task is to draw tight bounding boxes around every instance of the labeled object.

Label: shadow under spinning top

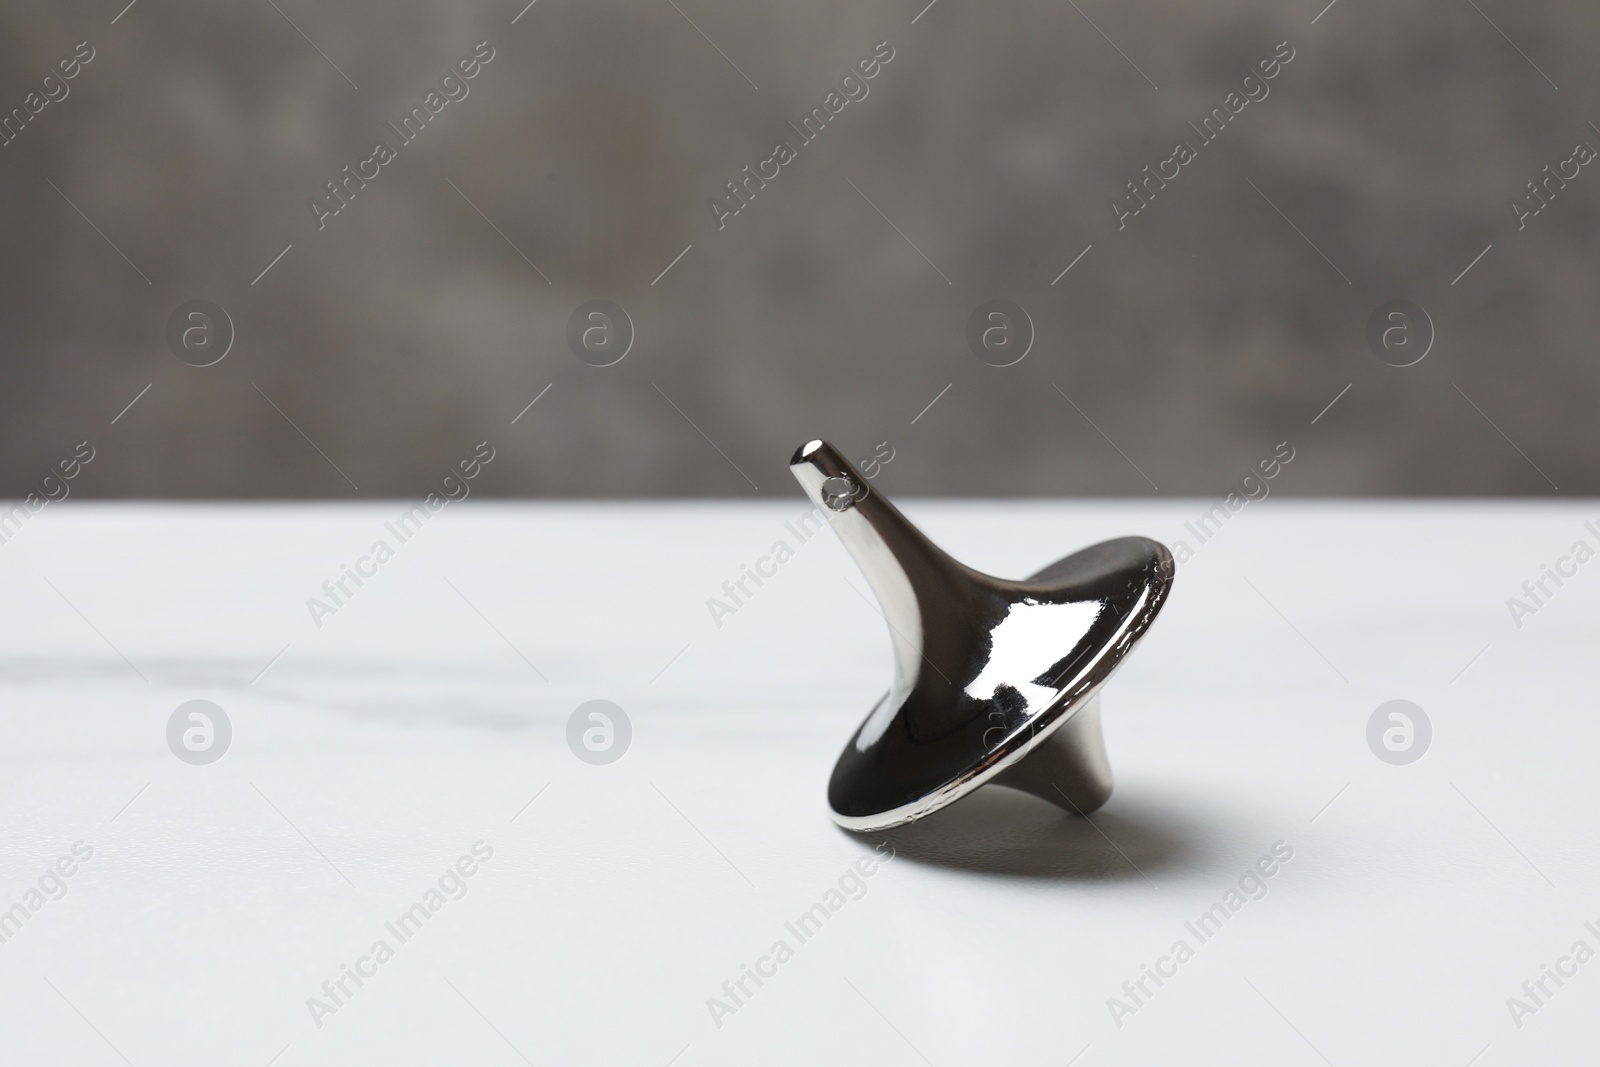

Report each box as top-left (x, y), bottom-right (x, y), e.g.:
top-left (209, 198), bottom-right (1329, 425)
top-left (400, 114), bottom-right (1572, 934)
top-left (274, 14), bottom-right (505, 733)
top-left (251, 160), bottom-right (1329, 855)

top-left (789, 440), bottom-right (1175, 831)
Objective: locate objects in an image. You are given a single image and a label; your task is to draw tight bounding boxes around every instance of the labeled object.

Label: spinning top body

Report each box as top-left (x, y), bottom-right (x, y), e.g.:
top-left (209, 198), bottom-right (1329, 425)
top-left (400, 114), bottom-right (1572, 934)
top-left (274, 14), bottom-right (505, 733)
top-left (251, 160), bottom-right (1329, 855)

top-left (790, 440), bottom-right (1175, 831)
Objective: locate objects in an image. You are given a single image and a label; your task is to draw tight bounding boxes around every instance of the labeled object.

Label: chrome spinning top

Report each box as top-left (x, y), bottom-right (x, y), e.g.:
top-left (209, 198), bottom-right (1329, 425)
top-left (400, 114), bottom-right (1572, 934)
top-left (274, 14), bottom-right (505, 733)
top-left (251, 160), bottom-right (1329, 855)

top-left (790, 440), bottom-right (1175, 832)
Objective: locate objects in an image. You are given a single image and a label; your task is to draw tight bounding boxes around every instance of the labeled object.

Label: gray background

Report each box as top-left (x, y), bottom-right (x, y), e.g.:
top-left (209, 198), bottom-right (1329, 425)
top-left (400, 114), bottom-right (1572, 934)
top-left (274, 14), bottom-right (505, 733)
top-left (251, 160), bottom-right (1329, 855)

top-left (1, 0), bottom-right (1592, 498)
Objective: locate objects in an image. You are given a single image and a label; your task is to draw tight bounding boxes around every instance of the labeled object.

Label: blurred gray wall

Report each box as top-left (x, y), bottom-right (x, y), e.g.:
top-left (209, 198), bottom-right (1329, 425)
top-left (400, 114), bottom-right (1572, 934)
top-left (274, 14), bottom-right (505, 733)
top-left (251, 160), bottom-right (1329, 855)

top-left (1, 0), bottom-right (1595, 498)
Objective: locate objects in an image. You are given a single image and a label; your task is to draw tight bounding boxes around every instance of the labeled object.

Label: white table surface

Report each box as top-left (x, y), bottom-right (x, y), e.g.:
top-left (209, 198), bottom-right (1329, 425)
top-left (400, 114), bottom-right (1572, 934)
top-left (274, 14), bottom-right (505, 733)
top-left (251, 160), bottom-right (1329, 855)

top-left (0, 499), bottom-right (1595, 1066)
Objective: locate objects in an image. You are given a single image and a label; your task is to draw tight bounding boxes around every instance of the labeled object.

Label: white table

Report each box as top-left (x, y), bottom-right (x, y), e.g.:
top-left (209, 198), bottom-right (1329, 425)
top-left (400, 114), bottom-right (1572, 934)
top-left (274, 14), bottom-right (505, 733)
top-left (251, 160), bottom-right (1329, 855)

top-left (0, 500), bottom-right (1594, 1066)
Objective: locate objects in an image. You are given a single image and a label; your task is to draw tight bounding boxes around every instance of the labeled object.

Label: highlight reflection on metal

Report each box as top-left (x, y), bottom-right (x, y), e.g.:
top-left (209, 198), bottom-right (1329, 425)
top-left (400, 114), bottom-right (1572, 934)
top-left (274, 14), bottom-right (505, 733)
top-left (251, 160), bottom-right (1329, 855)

top-left (790, 440), bottom-right (1176, 831)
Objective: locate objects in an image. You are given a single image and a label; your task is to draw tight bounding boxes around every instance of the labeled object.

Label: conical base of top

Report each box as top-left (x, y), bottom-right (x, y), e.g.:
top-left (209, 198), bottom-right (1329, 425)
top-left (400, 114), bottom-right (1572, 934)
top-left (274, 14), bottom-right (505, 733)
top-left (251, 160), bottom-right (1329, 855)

top-left (991, 695), bottom-right (1113, 816)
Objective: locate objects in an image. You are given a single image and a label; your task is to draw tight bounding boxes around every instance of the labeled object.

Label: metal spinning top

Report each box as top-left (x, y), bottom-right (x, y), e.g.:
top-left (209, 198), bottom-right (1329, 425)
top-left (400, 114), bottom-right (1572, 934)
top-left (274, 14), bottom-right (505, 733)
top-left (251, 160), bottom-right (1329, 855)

top-left (790, 440), bottom-right (1175, 831)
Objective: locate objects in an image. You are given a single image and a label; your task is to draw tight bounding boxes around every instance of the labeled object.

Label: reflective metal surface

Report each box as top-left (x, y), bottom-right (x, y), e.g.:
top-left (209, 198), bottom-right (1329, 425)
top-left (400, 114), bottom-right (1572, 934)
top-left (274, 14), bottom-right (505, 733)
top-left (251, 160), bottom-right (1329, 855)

top-left (789, 440), bottom-right (1176, 831)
